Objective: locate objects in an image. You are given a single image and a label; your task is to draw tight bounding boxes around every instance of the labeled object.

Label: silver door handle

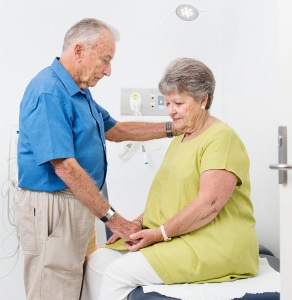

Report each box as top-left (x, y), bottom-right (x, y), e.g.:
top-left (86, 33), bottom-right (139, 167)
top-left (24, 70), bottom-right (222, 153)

top-left (269, 164), bottom-right (292, 170)
top-left (270, 126), bottom-right (288, 184)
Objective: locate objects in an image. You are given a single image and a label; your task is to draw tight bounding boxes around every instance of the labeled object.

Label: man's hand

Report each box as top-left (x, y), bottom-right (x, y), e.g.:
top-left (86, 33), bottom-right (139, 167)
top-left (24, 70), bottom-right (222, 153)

top-left (107, 217), bottom-right (142, 242)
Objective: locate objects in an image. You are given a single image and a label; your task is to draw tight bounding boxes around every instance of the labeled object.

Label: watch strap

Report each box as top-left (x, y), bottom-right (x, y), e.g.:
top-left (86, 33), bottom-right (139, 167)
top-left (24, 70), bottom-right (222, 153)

top-left (166, 121), bottom-right (173, 138)
top-left (100, 207), bottom-right (116, 222)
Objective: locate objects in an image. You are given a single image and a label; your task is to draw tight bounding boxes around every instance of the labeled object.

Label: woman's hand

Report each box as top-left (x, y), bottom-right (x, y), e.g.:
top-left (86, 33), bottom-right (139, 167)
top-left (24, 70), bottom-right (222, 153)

top-left (125, 228), bottom-right (164, 252)
top-left (105, 232), bottom-right (121, 245)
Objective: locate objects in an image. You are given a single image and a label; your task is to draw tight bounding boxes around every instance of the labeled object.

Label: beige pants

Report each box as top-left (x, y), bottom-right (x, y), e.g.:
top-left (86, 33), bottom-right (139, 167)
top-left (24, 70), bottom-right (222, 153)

top-left (15, 189), bottom-right (96, 300)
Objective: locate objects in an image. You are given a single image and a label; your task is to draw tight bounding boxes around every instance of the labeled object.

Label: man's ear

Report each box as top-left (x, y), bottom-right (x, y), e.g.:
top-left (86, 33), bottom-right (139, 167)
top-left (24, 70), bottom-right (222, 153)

top-left (74, 43), bottom-right (85, 61)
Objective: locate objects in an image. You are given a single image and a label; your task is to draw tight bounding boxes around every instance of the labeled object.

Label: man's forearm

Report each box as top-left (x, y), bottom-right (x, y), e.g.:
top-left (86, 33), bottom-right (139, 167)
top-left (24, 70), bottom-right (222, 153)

top-left (50, 157), bottom-right (141, 240)
top-left (51, 158), bottom-right (109, 216)
top-left (105, 121), bottom-right (175, 142)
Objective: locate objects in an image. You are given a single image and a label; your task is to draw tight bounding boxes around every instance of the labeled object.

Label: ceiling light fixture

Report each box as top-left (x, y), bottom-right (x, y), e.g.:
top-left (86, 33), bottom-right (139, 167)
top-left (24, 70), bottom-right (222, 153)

top-left (159, 3), bottom-right (204, 25)
top-left (175, 4), bottom-right (199, 21)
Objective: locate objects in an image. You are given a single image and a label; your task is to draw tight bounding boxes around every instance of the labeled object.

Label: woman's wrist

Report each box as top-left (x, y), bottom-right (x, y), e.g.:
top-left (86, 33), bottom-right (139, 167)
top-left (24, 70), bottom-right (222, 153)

top-left (160, 224), bottom-right (172, 241)
top-left (133, 217), bottom-right (143, 227)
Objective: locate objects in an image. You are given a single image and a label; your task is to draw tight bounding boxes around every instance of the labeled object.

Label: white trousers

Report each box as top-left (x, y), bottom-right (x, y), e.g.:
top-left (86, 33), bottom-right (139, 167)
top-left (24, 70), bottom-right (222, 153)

top-left (81, 248), bottom-right (163, 300)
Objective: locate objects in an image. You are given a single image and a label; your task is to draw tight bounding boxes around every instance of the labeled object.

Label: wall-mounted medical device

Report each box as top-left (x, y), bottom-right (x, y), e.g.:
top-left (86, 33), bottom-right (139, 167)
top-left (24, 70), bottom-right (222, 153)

top-left (120, 88), bottom-right (168, 116)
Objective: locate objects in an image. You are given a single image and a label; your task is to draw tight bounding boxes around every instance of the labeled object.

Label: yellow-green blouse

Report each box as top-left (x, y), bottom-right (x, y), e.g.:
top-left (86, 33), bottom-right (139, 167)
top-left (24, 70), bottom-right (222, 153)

top-left (106, 123), bottom-right (259, 284)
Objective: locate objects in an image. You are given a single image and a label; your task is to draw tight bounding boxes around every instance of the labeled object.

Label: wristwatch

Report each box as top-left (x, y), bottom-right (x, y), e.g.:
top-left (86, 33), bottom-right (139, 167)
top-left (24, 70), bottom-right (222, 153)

top-left (166, 121), bottom-right (173, 138)
top-left (100, 207), bottom-right (116, 222)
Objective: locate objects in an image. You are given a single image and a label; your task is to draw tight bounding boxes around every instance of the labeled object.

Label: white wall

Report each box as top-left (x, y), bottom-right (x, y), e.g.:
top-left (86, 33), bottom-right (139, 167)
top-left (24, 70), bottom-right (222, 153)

top-left (0, 0), bottom-right (279, 299)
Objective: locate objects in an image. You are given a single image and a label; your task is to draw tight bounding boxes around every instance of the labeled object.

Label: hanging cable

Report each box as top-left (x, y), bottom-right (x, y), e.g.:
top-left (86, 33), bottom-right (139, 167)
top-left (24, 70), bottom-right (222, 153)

top-left (0, 125), bottom-right (20, 279)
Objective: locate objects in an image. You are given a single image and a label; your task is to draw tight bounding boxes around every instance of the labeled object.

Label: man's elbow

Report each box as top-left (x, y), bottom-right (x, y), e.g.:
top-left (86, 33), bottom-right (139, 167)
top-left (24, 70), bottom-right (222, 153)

top-left (105, 123), bottom-right (126, 142)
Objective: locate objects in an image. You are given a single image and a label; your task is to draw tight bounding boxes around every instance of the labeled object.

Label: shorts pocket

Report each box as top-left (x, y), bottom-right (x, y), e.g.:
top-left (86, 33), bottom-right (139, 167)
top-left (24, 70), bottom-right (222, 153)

top-left (15, 205), bottom-right (37, 252)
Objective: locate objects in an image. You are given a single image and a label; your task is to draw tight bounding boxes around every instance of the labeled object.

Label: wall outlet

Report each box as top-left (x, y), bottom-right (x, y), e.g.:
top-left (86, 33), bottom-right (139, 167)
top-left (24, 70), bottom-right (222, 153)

top-left (120, 88), bottom-right (168, 116)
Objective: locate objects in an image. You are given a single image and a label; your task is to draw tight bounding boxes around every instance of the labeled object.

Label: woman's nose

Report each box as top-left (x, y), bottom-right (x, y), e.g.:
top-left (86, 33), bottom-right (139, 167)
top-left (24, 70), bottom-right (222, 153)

top-left (167, 103), bottom-right (175, 115)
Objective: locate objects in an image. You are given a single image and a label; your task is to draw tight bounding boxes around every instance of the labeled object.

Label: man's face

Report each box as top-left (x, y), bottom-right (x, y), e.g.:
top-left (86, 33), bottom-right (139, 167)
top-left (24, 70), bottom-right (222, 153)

top-left (75, 29), bottom-right (116, 89)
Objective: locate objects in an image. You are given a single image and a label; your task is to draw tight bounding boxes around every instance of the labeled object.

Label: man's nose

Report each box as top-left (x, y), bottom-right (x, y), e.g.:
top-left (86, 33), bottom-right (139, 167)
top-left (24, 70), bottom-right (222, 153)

top-left (103, 63), bottom-right (111, 76)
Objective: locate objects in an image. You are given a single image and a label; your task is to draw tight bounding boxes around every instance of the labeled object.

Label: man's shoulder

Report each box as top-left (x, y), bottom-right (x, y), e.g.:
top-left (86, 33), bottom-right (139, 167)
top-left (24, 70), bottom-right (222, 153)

top-left (26, 65), bottom-right (63, 95)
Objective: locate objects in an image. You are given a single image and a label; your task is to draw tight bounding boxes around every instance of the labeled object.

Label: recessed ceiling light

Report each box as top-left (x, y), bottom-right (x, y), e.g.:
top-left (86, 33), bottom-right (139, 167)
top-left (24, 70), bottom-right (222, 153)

top-left (176, 4), bottom-right (199, 21)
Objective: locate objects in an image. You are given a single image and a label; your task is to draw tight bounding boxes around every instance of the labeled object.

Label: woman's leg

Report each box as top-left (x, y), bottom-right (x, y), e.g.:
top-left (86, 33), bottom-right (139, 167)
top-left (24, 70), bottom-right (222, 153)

top-left (81, 248), bottom-right (126, 300)
top-left (81, 248), bottom-right (163, 300)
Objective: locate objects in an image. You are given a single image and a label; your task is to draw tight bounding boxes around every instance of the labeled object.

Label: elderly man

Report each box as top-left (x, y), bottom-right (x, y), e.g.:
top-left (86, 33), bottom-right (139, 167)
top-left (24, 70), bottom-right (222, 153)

top-left (16, 18), bottom-right (173, 300)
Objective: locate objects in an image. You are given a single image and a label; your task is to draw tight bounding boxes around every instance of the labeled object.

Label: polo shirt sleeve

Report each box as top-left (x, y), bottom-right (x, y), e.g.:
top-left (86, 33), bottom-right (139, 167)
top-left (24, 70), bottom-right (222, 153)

top-left (23, 92), bottom-right (75, 166)
top-left (93, 102), bottom-right (117, 131)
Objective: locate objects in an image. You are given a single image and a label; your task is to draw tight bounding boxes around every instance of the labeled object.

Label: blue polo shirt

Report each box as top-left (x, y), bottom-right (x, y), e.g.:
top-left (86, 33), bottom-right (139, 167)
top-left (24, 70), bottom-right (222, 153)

top-left (17, 58), bottom-right (117, 192)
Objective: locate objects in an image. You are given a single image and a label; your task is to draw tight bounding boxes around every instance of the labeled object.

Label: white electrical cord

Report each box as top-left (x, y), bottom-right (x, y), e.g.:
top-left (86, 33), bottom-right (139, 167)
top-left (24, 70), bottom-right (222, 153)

top-left (141, 144), bottom-right (148, 165)
top-left (129, 92), bottom-right (142, 116)
top-left (0, 125), bottom-right (20, 279)
top-left (118, 142), bottom-right (138, 160)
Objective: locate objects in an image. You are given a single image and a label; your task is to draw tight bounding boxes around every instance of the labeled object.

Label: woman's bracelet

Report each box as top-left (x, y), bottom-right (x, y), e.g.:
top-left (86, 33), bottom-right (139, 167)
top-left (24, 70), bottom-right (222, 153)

top-left (133, 218), bottom-right (143, 225)
top-left (160, 224), bottom-right (172, 241)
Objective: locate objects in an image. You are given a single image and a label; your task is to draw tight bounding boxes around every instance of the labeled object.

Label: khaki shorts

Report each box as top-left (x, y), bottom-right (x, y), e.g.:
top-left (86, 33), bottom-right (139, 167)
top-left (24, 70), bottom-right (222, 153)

top-left (15, 188), bottom-right (96, 300)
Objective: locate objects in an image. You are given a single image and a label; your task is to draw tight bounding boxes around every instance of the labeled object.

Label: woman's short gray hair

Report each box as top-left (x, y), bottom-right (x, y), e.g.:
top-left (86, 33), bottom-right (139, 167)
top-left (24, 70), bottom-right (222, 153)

top-left (158, 58), bottom-right (216, 110)
top-left (62, 18), bottom-right (120, 53)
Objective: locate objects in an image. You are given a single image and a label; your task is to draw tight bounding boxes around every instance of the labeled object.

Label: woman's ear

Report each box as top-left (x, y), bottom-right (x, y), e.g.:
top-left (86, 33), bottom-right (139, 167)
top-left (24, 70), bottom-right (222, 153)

top-left (201, 94), bottom-right (208, 107)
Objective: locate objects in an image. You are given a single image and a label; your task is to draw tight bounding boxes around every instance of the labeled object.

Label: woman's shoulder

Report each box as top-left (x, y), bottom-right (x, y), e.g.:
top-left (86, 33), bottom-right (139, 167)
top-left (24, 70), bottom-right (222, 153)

top-left (204, 121), bottom-right (243, 146)
top-left (205, 119), bottom-right (233, 134)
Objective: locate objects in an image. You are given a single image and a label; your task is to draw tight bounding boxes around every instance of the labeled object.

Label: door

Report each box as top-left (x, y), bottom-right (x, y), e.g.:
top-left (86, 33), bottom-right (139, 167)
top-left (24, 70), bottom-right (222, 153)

top-left (270, 1), bottom-right (292, 299)
top-left (279, 154), bottom-right (292, 300)
top-left (270, 126), bottom-right (292, 299)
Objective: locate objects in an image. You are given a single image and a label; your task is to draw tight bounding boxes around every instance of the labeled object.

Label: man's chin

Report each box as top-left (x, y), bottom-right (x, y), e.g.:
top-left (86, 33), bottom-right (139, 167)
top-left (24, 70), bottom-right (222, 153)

top-left (89, 78), bottom-right (100, 87)
top-left (80, 80), bottom-right (99, 89)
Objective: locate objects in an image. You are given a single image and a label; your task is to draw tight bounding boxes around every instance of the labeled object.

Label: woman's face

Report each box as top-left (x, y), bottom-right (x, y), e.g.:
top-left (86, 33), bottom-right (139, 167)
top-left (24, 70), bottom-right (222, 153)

top-left (165, 91), bottom-right (205, 134)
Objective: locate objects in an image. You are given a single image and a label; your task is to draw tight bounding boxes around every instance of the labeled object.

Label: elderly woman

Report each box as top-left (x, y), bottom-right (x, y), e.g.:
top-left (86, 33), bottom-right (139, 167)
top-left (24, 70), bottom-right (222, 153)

top-left (81, 58), bottom-right (259, 300)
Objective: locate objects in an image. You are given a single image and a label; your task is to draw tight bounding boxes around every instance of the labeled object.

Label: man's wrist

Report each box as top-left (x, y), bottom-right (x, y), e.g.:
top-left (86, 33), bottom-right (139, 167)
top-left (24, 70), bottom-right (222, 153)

top-left (100, 207), bottom-right (116, 222)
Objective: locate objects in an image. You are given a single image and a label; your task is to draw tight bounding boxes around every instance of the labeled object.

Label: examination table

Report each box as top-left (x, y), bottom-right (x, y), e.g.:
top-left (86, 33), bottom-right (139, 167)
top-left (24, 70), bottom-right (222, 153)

top-left (127, 244), bottom-right (280, 300)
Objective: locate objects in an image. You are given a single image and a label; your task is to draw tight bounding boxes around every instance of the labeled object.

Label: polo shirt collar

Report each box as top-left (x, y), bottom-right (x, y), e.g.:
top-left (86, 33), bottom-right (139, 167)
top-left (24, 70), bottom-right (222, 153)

top-left (51, 57), bottom-right (87, 97)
